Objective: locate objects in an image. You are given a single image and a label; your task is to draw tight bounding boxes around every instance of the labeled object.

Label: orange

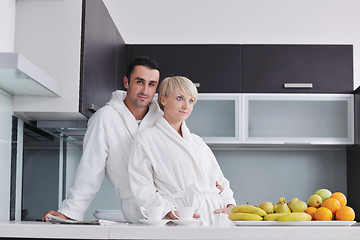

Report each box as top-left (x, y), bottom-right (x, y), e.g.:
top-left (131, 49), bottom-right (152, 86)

top-left (314, 207), bottom-right (333, 221)
top-left (305, 207), bottom-right (317, 220)
top-left (330, 192), bottom-right (347, 207)
top-left (322, 198), bottom-right (341, 214)
top-left (336, 206), bottom-right (355, 221)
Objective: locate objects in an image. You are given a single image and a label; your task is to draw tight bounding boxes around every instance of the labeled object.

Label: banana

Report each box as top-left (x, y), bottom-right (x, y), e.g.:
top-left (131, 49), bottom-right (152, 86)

top-left (263, 213), bottom-right (288, 221)
top-left (277, 213), bottom-right (312, 222)
top-left (231, 205), bottom-right (267, 216)
top-left (228, 213), bottom-right (263, 221)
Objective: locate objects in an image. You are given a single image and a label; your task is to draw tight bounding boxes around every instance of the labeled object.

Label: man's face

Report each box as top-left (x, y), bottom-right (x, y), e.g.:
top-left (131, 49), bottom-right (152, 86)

top-left (123, 65), bottom-right (160, 109)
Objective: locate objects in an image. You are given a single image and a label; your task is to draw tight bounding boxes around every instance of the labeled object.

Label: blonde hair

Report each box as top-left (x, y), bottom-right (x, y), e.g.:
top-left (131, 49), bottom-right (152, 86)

top-left (158, 76), bottom-right (198, 111)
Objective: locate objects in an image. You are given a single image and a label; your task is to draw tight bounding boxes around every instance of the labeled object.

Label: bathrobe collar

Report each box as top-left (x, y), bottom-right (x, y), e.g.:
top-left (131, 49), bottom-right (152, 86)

top-left (156, 117), bottom-right (203, 178)
top-left (156, 117), bottom-right (192, 144)
top-left (106, 90), bottom-right (162, 139)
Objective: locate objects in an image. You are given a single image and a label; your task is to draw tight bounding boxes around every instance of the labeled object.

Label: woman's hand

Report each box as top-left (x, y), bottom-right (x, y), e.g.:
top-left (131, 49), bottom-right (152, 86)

top-left (165, 210), bottom-right (179, 220)
top-left (213, 204), bottom-right (235, 215)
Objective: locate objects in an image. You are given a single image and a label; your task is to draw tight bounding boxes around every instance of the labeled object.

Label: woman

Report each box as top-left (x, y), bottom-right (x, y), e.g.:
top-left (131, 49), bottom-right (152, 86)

top-left (128, 76), bottom-right (236, 226)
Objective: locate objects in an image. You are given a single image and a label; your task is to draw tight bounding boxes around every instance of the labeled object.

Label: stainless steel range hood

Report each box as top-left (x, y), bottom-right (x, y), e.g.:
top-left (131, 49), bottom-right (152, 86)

top-left (36, 120), bottom-right (87, 142)
top-left (0, 52), bottom-right (62, 96)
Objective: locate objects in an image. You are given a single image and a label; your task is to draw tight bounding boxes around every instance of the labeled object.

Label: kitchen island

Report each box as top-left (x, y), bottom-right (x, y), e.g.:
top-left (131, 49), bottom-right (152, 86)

top-left (0, 221), bottom-right (360, 240)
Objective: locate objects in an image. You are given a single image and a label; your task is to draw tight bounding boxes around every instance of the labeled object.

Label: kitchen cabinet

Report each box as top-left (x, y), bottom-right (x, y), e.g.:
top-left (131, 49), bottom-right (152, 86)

top-left (0, 53), bottom-right (62, 97)
top-left (128, 44), bottom-right (242, 93)
top-left (187, 93), bottom-right (353, 146)
top-left (242, 94), bottom-right (354, 145)
top-left (79, 0), bottom-right (127, 118)
top-left (186, 94), bottom-right (241, 143)
top-left (242, 45), bottom-right (353, 93)
top-left (13, 0), bottom-right (126, 121)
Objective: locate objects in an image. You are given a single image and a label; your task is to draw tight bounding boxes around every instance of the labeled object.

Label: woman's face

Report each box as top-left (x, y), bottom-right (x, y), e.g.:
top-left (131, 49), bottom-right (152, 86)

top-left (161, 89), bottom-right (195, 123)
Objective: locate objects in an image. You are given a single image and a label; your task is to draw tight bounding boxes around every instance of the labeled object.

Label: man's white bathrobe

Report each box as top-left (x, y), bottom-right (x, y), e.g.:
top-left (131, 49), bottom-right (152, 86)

top-left (129, 117), bottom-right (236, 226)
top-left (58, 90), bottom-right (162, 222)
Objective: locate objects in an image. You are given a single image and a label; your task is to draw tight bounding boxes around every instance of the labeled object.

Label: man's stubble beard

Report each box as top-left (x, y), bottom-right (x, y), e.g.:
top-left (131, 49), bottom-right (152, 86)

top-left (133, 94), bottom-right (152, 108)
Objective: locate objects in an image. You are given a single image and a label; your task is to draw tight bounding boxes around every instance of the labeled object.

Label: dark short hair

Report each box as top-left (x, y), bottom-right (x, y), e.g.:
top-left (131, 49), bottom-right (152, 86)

top-left (126, 56), bottom-right (160, 80)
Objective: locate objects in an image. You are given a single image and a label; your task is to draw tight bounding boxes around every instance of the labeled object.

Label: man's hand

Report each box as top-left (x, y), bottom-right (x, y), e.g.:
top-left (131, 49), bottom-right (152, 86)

top-left (42, 210), bottom-right (69, 221)
top-left (213, 204), bottom-right (235, 215)
top-left (164, 210), bottom-right (200, 219)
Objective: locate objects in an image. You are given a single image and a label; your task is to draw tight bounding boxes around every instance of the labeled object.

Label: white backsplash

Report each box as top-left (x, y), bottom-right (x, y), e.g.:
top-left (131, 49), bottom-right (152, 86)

top-left (214, 149), bottom-right (347, 205)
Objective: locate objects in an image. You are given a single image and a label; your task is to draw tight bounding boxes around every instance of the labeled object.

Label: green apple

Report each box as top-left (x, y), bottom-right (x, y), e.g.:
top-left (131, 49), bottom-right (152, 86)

top-left (307, 194), bottom-right (322, 208)
top-left (314, 189), bottom-right (332, 202)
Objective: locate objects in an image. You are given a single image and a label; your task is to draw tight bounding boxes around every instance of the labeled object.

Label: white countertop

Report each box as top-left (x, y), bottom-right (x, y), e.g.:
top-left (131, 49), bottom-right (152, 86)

top-left (0, 221), bottom-right (359, 240)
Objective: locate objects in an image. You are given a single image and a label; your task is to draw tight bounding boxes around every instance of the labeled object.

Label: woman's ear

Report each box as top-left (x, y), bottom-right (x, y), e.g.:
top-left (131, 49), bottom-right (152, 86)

top-left (160, 96), bottom-right (166, 107)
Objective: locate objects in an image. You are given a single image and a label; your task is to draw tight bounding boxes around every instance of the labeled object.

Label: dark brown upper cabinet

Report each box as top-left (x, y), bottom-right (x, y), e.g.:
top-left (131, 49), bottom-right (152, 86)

top-left (242, 45), bottom-right (353, 93)
top-left (128, 44), bottom-right (242, 93)
top-left (79, 0), bottom-right (128, 118)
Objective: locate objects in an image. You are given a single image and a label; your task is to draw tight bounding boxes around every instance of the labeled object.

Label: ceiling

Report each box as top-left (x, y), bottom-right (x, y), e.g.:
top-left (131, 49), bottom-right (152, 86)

top-left (103, 0), bottom-right (360, 45)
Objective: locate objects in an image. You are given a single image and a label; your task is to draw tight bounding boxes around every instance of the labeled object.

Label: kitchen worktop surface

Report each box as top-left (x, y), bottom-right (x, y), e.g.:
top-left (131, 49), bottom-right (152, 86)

top-left (0, 221), bottom-right (359, 240)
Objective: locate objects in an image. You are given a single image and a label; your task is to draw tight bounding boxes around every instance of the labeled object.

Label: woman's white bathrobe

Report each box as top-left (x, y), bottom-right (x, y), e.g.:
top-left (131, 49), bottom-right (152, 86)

top-left (129, 117), bottom-right (236, 226)
top-left (58, 90), bottom-right (162, 222)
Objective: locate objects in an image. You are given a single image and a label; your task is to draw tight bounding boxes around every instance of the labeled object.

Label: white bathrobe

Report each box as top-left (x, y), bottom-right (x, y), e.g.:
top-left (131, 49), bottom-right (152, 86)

top-left (58, 90), bottom-right (163, 222)
top-left (129, 117), bottom-right (236, 226)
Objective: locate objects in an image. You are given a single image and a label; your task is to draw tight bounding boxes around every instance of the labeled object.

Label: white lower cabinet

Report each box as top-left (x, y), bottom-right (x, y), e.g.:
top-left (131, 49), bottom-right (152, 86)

top-left (186, 94), bottom-right (241, 144)
top-left (242, 94), bottom-right (354, 145)
top-left (187, 93), bottom-right (354, 145)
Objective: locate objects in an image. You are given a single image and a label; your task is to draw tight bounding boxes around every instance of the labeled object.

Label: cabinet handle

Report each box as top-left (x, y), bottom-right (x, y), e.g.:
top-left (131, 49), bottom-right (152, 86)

top-left (283, 83), bottom-right (313, 89)
top-left (89, 104), bottom-right (99, 113)
top-left (193, 83), bottom-right (200, 88)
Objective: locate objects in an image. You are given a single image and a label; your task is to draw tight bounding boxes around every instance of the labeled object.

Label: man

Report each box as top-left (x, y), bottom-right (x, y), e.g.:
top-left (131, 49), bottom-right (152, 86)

top-left (42, 56), bottom-right (162, 223)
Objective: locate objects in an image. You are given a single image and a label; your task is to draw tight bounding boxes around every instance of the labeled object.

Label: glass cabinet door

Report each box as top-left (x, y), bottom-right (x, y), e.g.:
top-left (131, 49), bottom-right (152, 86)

top-left (186, 94), bottom-right (241, 143)
top-left (242, 94), bottom-right (354, 144)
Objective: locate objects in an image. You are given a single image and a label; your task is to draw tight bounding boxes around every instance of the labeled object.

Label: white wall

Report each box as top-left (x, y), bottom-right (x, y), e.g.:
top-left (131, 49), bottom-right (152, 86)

top-left (104, 0), bottom-right (360, 89)
top-left (0, 0), bottom-right (15, 52)
top-left (0, 0), bottom-right (15, 221)
top-left (13, 0), bottom-right (85, 121)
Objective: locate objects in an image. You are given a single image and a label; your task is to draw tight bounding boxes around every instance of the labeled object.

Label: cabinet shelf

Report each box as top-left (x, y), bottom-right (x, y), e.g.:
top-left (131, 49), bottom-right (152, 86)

top-left (0, 52), bottom-right (62, 96)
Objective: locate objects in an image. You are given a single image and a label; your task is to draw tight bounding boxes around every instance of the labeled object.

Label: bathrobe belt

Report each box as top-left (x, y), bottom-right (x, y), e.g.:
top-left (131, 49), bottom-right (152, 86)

top-left (116, 187), bottom-right (219, 201)
top-left (164, 186), bottom-right (220, 206)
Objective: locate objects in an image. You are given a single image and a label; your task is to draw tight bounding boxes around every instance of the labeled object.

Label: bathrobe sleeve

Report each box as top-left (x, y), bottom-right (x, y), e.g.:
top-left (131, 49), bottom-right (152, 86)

top-left (128, 135), bottom-right (174, 218)
top-left (58, 107), bottom-right (112, 220)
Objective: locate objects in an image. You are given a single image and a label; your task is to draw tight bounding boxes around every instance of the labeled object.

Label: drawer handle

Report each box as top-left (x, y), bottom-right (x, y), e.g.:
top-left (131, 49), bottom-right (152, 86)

top-left (193, 83), bottom-right (200, 88)
top-left (283, 83), bottom-right (313, 89)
